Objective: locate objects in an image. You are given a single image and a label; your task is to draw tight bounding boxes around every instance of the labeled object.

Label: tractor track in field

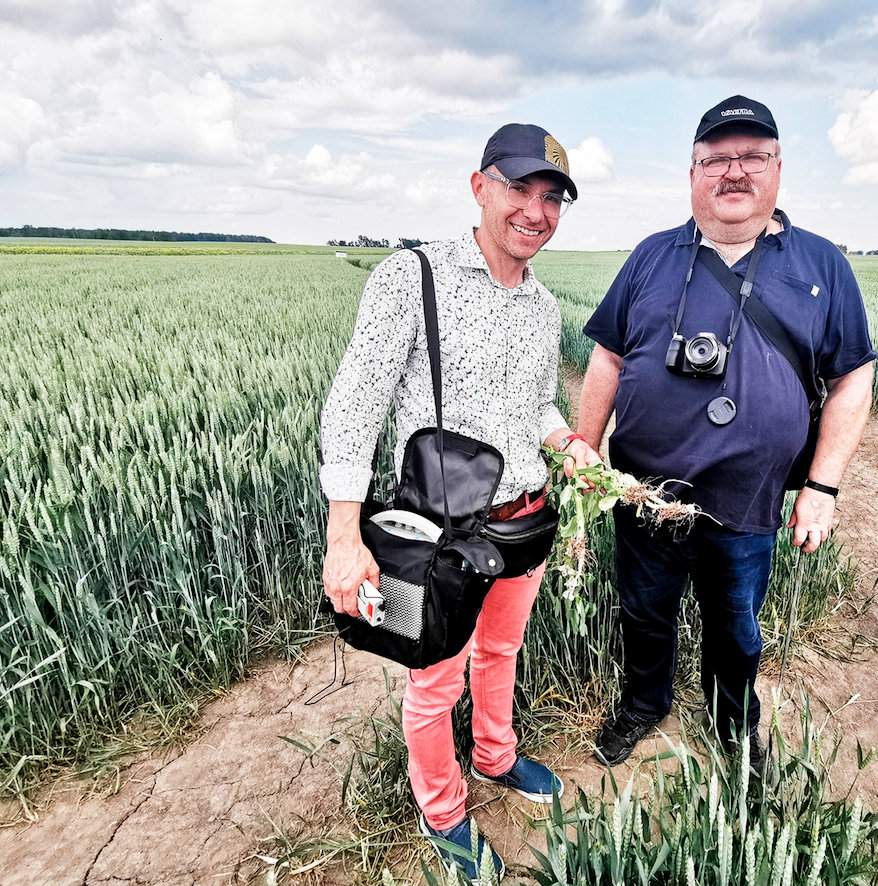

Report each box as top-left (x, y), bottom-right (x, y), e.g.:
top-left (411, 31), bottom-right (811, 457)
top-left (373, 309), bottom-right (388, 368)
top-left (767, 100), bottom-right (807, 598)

top-left (2, 413), bottom-right (877, 886)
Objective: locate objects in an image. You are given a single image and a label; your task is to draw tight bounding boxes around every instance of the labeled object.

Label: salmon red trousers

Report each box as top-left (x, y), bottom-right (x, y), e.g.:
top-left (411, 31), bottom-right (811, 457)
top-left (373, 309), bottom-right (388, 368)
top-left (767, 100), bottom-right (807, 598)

top-left (402, 562), bottom-right (545, 830)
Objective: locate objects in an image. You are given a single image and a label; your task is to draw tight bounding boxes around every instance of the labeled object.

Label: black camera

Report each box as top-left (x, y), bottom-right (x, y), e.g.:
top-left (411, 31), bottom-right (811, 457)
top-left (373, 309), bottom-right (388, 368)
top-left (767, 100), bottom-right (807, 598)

top-left (665, 332), bottom-right (728, 378)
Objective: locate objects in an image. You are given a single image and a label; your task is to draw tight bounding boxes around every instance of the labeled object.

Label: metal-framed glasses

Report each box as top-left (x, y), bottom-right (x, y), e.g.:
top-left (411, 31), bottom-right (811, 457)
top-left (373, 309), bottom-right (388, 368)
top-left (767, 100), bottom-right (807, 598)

top-left (694, 152), bottom-right (778, 177)
top-left (481, 169), bottom-right (574, 218)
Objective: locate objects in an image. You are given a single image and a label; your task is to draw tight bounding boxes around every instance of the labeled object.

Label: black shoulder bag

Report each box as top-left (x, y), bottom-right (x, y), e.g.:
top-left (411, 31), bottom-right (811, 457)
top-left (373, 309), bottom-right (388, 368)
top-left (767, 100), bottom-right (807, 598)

top-left (333, 249), bottom-right (507, 668)
top-left (479, 494), bottom-right (560, 580)
top-left (393, 251), bottom-right (561, 577)
top-left (698, 247), bottom-right (826, 490)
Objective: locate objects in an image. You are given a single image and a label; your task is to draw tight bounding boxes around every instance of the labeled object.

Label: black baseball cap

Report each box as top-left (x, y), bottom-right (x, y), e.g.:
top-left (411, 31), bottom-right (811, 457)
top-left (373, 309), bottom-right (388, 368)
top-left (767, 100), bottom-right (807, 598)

top-left (480, 123), bottom-right (577, 200)
top-left (694, 95), bottom-right (779, 143)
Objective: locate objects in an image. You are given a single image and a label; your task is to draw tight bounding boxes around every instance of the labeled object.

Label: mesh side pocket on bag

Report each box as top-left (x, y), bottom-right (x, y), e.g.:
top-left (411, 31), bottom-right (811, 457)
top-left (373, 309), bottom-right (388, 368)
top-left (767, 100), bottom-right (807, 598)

top-left (363, 575), bottom-right (425, 640)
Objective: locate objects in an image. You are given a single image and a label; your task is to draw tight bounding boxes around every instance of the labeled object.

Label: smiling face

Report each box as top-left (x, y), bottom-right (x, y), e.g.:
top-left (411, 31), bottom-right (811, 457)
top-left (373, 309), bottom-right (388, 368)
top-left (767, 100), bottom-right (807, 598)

top-left (471, 166), bottom-right (563, 264)
top-left (690, 128), bottom-right (781, 243)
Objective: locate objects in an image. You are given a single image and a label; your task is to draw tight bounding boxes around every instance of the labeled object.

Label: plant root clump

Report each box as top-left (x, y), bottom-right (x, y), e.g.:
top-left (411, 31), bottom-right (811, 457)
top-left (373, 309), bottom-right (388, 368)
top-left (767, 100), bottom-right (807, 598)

top-left (543, 447), bottom-right (705, 618)
top-left (566, 535), bottom-right (597, 570)
top-left (620, 483), bottom-right (653, 506)
top-left (652, 501), bottom-right (699, 526)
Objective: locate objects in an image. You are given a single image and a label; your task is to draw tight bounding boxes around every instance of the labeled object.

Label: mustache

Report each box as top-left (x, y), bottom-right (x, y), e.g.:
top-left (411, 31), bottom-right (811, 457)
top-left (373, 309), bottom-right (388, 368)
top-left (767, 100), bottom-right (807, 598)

top-left (714, 179), bottom-right (757, 196)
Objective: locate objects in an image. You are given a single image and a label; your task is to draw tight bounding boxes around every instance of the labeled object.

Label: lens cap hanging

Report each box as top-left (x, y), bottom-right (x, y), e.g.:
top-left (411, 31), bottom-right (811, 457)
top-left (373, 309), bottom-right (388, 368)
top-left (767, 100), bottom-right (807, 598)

top-left (707, 396), bottom-right (737, 426)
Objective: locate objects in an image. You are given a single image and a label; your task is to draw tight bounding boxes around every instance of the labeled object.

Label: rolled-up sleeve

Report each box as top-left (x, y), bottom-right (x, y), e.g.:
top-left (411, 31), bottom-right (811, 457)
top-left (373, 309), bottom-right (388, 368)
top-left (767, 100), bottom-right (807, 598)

top-left (538, 300), bottom-right (567, 442)
top-left (319, 251), bottom-right (419, 501)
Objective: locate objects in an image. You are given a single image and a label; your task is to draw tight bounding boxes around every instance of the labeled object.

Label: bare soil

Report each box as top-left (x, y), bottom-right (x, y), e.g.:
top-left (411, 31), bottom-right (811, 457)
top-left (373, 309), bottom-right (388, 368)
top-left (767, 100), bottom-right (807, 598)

top-left (0, 647), bottom-right (406, 885)
top-left (2, 416), bottom-right (876, 886)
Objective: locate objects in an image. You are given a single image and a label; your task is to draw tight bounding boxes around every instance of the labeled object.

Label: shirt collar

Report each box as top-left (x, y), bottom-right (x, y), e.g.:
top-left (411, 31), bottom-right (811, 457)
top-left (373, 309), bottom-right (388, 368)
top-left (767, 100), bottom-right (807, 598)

top-left (768, 209), bottom-right (790, 249)
top-left (453, 228), bottom-right (538, 295)
top-left (674, 209), bottom-right (791, 251)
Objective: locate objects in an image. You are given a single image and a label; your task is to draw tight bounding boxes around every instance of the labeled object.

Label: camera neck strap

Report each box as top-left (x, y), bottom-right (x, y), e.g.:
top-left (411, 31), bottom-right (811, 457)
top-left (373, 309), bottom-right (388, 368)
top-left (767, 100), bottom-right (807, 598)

top-left (672, 227), bottom-right (767, 354)
top-left (697, 241), bottom-right (823, 408)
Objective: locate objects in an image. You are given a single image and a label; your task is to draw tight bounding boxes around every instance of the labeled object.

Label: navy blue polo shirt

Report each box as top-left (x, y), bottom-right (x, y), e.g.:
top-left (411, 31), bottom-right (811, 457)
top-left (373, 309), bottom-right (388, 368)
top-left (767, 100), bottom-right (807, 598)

top-left (584, 211), bottom-right (876, 533)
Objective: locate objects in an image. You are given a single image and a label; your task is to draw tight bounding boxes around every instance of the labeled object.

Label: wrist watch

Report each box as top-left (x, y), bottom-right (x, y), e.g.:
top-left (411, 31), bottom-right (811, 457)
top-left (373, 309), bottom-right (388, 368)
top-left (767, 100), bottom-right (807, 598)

top-left (804, 479), bottom-right (839, 497)
top-left (558, 432), bottom-right (586, 452)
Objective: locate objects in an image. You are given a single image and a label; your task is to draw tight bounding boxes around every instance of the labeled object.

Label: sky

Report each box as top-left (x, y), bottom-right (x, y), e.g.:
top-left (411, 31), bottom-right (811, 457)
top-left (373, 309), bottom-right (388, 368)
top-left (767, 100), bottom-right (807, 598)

top-left (2, 0), bottom-right (878, 251)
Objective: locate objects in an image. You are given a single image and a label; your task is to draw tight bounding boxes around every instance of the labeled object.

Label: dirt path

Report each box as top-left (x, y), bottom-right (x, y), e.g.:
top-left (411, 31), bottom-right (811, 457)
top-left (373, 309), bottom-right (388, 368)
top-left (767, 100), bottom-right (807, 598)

top-left (2, 416), bottom-right (876, 886)
top-left (0, 648), bottom-right (406, 885)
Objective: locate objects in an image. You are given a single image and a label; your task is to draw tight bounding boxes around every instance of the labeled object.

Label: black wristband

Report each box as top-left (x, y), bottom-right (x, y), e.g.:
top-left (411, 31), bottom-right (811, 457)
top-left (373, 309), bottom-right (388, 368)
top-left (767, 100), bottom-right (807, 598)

top-left (804, 479), bottom-right (839, 497)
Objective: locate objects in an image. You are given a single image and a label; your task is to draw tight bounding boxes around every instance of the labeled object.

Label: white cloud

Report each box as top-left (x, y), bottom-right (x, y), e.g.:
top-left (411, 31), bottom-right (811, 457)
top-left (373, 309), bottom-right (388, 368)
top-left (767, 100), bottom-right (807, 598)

top-left (844, 162), bottom-right (878, 184)
top-left (263, 145), bottom-right (397, 199)
top-left (155, 185), bottom-right (283, 217)
top-left (568, 137), bottom-right (614, 184)
top-left (404, 175), bottom-right (467, 208)
top-left (304, 145), bottom-right (332, 168)
top-left (829, 89), bottom-right (878, 183)
top-left (49, 71), bottom-right (255, 168)
top-left (0, 95), bottom-right (47, 168)
top-left (171, 1), bottom-right (341, 54)
top-left (0, 0), bottom-right (121, 36)
top-left (0, 1), bottom-right (876, 247)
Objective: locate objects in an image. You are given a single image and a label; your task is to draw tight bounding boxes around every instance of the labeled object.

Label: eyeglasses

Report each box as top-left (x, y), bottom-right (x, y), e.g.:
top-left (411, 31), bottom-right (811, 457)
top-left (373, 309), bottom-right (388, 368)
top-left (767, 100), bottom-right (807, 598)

top-left (481, 169), bottom-right (574, 218)
top-left (693, 152), bottom-right (778, 177)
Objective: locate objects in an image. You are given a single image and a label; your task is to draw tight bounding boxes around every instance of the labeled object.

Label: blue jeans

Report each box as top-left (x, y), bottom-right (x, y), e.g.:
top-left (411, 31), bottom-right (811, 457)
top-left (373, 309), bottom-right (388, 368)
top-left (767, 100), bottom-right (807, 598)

top-left (613, 507), bottom-right (776, 738)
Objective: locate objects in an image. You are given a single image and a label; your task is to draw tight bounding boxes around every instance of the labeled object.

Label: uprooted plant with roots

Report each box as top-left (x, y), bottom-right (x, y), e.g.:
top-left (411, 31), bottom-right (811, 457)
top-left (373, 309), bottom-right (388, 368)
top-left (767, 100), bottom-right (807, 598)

top-left (543, 448), bottom-right (703, 616)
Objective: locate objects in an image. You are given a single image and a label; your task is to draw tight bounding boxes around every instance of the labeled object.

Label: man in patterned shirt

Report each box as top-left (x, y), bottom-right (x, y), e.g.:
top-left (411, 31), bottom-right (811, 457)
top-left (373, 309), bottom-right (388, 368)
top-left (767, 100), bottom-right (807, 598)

top-left (320, 123), bottom-right (598, 880)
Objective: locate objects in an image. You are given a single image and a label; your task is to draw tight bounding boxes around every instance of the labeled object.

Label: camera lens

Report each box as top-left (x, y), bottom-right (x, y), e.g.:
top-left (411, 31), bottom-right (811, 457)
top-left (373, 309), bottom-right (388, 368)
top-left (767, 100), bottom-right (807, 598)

top-left (684, 334), bottom-right (719, 369)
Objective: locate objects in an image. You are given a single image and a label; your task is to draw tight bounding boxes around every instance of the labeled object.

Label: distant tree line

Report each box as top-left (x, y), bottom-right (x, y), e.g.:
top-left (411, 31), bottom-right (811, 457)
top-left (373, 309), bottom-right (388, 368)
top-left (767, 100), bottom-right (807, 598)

top-left (837, 244), bottom-right (878, 256)
top-left (327, 234), bottom-right (424, 249)
top-left (0, 225), bottom-right (274, 243)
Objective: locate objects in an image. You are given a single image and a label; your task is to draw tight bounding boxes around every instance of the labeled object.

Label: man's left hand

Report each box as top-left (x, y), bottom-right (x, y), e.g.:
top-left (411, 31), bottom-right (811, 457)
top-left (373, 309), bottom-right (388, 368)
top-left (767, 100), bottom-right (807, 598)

top-left (787, 486), bottom-right (837, 554)
top-left (562, 439), bottom-right (602, 479)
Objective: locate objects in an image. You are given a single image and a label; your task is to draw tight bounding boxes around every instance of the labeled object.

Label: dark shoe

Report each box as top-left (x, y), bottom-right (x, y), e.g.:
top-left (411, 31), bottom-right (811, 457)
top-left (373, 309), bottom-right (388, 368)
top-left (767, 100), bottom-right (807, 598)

top-left (471, 755), bottom-right (563, 803)
top-left (418, 814), bottom-right (505, 884)
top-left (594, 708), bottom-right (661, 766)
top-left (747, 730), bottom-right (766, 775)
top-left (746, 730), bottom-right (777, 782)
top-left (721, 728), bottom-right (774, 783)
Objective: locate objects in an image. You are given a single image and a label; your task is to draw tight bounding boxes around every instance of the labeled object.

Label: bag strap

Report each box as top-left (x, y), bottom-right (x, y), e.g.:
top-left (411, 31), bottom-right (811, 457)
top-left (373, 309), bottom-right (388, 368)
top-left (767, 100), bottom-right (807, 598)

top-left (411, 248), bottom-right (453, 538)
top-left (697, 247), bottom-right (822, 406)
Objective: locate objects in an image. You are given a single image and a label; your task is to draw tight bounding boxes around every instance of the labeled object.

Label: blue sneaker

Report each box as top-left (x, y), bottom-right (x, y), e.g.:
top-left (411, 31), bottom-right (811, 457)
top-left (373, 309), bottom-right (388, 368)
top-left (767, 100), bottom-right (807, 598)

top-left (418, 814), bottom-right (505, 883)
top-left (470, 756), bottom-right (564, 803)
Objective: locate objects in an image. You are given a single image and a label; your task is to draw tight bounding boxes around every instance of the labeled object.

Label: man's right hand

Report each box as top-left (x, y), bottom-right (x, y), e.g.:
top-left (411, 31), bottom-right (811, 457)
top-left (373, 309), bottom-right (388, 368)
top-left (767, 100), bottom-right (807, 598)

top-left (562, 438), bottom-right (603, 479)
top-left (323, 537), bottom-right (380, 617)
top-left (323, 500), bottom-right (380, 617)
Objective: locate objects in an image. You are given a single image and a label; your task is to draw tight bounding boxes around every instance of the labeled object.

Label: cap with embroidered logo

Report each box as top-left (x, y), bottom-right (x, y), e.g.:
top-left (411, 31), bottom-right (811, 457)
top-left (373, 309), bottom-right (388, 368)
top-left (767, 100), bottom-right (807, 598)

top-left (480, 123), bottom-right (577, 200)
top-left (694, 95), bottom-right (779, 144)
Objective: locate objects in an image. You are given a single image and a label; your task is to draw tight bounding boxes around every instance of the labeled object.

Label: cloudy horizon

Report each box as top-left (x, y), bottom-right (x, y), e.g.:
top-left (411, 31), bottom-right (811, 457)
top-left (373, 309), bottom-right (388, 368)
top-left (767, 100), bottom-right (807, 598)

top-left (3, 1), bottom-right (878, 251)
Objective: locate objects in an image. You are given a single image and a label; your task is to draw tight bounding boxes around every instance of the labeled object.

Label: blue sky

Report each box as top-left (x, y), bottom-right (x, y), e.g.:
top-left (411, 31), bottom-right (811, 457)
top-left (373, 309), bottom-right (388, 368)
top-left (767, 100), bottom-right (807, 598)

top-left (2, 1), bottom-right (877, 250)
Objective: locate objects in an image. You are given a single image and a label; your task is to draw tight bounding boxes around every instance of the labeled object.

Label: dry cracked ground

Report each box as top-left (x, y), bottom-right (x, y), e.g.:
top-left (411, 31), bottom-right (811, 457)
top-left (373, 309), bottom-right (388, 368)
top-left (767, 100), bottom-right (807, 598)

top-left (2, 416), bottom-right (877, 885)
top-left (0, 645), bottom-right (408, 885)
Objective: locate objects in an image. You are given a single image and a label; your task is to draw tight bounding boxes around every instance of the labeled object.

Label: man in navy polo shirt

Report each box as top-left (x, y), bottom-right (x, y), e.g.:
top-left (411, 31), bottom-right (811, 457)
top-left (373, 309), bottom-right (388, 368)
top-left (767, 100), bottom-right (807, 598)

top-left (578, 95), bottom-right (875, 767)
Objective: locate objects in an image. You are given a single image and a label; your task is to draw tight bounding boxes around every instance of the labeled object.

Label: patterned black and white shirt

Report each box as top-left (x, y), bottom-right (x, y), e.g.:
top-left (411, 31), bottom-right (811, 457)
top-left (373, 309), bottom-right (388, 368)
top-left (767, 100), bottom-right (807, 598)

top-left (320, 230), bottom-right (566, 505)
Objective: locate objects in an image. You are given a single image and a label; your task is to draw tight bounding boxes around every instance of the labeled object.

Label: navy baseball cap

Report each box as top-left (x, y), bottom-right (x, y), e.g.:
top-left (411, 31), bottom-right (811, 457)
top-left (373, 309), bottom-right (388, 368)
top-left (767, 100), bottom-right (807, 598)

top-left (694, 95), bottom-right (779, 143)
top-left (480, 123), bottom-right (577, 200)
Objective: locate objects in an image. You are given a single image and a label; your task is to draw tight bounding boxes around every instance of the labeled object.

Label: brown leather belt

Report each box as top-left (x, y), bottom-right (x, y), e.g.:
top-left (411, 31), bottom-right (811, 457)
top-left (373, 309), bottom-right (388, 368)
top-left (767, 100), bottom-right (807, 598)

top-left (489, 488), bottom-right (545, 522)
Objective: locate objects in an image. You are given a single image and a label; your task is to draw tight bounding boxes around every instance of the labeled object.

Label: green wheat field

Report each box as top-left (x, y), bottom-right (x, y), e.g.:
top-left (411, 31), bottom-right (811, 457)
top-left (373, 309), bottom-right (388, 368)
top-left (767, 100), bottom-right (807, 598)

top-left (1, 241), bottom-right (876, 883)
